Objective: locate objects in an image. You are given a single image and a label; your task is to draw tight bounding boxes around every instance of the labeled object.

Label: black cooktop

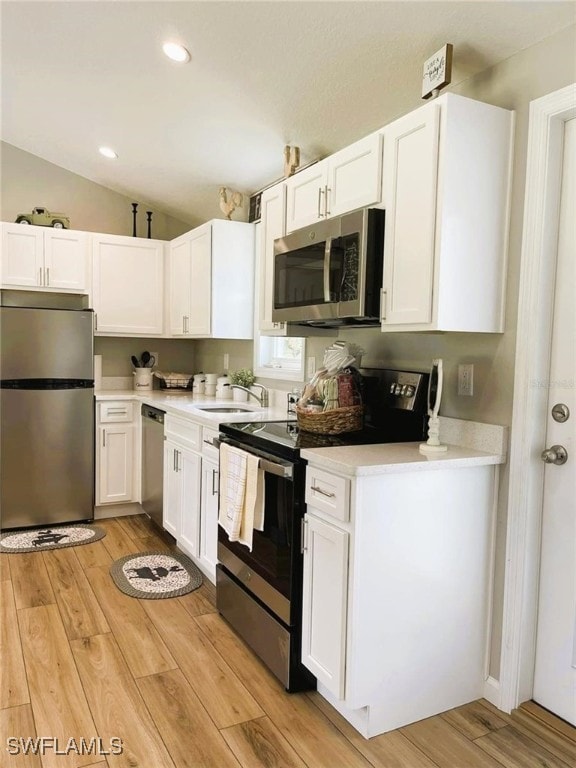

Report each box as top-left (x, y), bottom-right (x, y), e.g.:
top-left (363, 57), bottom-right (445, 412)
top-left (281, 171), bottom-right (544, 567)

top-left (220, 369), bottom-right (430, 461)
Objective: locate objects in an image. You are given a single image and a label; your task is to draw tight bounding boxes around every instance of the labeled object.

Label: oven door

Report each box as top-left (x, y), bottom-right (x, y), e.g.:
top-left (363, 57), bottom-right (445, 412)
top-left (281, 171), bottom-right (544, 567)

top-left (217, 437), bottom-right (303, 626)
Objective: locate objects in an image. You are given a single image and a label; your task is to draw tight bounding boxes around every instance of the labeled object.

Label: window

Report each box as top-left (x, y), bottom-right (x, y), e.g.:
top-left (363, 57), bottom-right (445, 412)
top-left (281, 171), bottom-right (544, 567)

top-left (254, 333), bottom-right (306, 382)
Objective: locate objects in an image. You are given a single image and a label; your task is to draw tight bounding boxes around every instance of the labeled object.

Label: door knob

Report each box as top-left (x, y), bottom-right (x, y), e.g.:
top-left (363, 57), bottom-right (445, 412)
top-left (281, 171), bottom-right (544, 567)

top-left (541, 445), bottom-right (568, 465)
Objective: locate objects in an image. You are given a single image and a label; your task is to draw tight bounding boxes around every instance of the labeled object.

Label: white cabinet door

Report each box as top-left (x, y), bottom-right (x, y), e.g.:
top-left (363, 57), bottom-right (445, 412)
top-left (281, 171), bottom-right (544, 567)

top-left (168, 233), bottom-right (193, 336)
top-left (187, 225), bottom-right (212, 337)
top-left (258, 183), bottom-right (287, 334)
top-left (44, 229), bottom-right (89, 291)
top-left (92, 234), bottom-right (164, 335)
top-left (381, 103), bottom-right (440, 326)
top-left (178, 447), bottom-right (202, 557)
top-left (285, 161), bottom-right (327, 232)
top-left (163, 440), bottom-right (181, 538)
top-left (1, 224), bottom-right (44, 287)
top-left (1, 224), bottom-right (89, 292)
top-left (328, 133), bottom-right (383, 218)
top-left (199, 456), bottom-right (219, 582)
top-left (301, 512), bottom-right (349, 699)
top-left (97, 424), bottom-right (134, 505)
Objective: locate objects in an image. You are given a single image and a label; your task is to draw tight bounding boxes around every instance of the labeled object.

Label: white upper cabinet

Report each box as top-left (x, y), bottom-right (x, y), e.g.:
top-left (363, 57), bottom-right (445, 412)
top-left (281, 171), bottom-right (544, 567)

top-left (285, 133), bottom-right (383, 233)
top-left (258, 183), bottom-right (287, 335)
top-left (381, 93), bottom-right (514, 333)
top-left (1, 223), bottom-right (89, 293)
top-left (92, 234), bottom-right (165, 335)
top-left (168, 219), bottom-right (254, 339)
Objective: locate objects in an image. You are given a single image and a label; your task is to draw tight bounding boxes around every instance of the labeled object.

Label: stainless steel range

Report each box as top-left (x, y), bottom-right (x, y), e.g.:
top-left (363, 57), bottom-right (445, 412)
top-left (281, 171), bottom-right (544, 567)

top-left (216, 368), bottom-right (429, 692)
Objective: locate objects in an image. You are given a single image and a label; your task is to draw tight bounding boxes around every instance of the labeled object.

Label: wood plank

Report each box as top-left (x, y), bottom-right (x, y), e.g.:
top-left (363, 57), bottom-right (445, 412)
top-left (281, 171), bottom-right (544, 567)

top-left (401, 715), bottom-right (504, 768)
top-left (114, 515), bottom-right (154, 540)
top-left (0, 580), bottom-right (29, 709)
top-left (510, 707), bottom-right (576, 764)
top-left (195, 613), bottom-right (372, 768)
top-left (0, 705), bottom-right (42, 768)
top-left (43, 548), bottom-right (110, 640)
top-left (519, 701), bottom-right (576, 744)
top-left (17, 604), bottom-right (97, 768)
top-left (143, 597), bottom-right (264, 728)
top-left (221, 716), bottom-right (308, 768)
top-left (85, 565), bottom-right (177, 678)
top-left (9, 552), bottom-right (55, 609)
top-left (308, 690), bottom-right (439, 768)
top-left (0, 552), bottom-right (11, 582)
top-left (475, 724), bottom-right (572, 768)
top-left (177, 589), bottom-right (217, 618)
top-left (136, 668), bottom-right (240, 768)
top-left (97, 519), bottom-right (142, 560)
top-left (74, 540), bottom-right (113, 570)
top-left (441, 699), bottom-right (509, 740)
top-left (70, 633), bottom-right (175, 768)
top-left (130, 532), bottom-right (173, 552)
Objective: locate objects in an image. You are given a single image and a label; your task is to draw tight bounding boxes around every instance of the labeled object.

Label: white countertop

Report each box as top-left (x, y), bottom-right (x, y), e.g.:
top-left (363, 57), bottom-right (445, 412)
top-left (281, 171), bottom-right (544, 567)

top-left (300, 441), bottom-right (505, 477)
top-left (95, 389), bottom-right (293, 427)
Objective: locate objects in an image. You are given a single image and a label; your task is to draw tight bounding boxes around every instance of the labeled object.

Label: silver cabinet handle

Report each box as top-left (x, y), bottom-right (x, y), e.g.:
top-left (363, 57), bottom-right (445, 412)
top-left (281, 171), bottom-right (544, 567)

top-left (212, 468), bottom-right (219, 496)
top-left (310, 485), bottom-right (336, 498)
top-left (173, 448), bottom-right (177, 472)
top-left (317, 187), bottom-right (324, 218)
top-left (380, 289), bottom-right (387, 321)
top-left (46, 267), bottom-right (50, 286)
top-left (301, 518), bottom-right (308, 553)
top-left (103, 430), bottom-right (106, 448)
top-left (107, 408), bottom-right (127, 414)
top-left (95, 313), bottom-right (98, 331)
top-left (39, 268), bottom-right (43, 286)
top-left (182, 316), bottom-right (186, 334)
top-left (324, 186), bottom-right (331, 216)
top-left (183, 315), bottom-right (189, 334)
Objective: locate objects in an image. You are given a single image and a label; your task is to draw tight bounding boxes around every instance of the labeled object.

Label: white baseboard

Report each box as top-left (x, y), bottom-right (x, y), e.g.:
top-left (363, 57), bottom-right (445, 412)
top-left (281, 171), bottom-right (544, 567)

top-left (483, 675), bottom-right (503, 710)
top-left (94, 503), bottom-right (144, 520)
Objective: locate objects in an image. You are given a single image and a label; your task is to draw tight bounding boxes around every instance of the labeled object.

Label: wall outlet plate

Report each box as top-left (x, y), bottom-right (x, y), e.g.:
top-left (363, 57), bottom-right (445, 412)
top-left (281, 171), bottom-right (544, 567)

top-left (458, 364), bottom-right (474, 396)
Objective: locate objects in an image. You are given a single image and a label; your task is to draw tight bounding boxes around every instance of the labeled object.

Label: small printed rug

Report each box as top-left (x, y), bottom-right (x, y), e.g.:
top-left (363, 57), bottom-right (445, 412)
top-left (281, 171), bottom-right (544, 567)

top-left (0, 524), bottom-right (106, 553)
top-left (109, 551), bottom-right (203, 599)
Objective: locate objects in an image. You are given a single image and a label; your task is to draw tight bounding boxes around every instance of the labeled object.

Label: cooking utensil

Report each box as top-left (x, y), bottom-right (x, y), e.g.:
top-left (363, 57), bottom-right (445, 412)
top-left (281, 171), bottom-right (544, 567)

top-left (131, 355), bottom-right (141, 368)
top-left (141, 351), bottom-right (151, 367)
top-left (146, 355), bottom-right (156, 368)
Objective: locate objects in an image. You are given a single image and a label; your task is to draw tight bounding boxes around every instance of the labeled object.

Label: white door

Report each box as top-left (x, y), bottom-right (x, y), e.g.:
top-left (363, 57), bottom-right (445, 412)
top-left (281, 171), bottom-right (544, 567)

top-left (0, 223), bottom-right (43, 288)
top-left (285, 161), bottom-right (327, 232)
top-left (533, 117), bottom-right (576, 726)
top-left (44, 229), bottom-right (89, 291)
top-left (177, 446), bottom-right (201, 557)
top-left (328, 133), bottom-right (382, 218)
top-left (162, 440), bottom-right (181, 538)
top-left (98, 425), bottom-right (134, 504)
top-left (187, 225), bottom-right (212, 337)
top-left (200, 457), bottom-right (219, 581)
top-left (169, 234), bottom-right (193, 336)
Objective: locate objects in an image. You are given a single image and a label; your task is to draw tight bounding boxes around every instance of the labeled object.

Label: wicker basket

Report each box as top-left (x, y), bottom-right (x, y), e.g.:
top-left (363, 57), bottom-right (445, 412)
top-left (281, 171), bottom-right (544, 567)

top-left (296, 405), bottom-right (363, 435)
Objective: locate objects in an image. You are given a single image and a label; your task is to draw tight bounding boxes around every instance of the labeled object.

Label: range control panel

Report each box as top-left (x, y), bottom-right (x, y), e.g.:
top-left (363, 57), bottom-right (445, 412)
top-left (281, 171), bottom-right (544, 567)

top-left (359, 368), bottom-right (429, 413)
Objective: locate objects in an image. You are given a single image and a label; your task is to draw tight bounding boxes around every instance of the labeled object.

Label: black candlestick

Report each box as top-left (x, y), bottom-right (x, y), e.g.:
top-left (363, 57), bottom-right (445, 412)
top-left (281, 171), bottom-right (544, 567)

top-left (146, 211), bottom-right (153, 239)
top-left (131, 203), bottom-right (138, 237)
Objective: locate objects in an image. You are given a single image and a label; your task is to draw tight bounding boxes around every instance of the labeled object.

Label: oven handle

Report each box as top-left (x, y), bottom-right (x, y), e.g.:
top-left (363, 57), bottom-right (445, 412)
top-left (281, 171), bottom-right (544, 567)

top-left (323, 236), bottom-right (332, 303)
top-left (212, 437), bottom-right (294, 480)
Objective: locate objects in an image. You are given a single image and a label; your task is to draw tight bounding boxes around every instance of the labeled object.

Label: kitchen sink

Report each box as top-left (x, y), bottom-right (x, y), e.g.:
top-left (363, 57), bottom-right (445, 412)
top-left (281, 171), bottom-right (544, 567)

top-left (196, 406), bottom-right (254, 413)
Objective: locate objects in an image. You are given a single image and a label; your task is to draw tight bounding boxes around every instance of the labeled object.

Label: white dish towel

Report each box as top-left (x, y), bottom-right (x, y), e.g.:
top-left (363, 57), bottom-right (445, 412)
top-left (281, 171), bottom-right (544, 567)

top-left (218, 443), bottom-right (265, 550)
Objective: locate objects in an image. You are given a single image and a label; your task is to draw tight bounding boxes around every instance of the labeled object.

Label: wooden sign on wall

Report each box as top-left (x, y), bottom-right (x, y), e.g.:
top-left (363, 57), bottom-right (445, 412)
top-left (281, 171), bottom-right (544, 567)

top-left (422, 44), bottom-right (453, 99)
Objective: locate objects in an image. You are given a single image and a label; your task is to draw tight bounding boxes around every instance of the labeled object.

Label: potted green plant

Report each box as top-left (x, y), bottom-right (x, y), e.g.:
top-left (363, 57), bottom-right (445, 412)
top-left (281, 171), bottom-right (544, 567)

top-left (229, 368), bottom-right (255, 401)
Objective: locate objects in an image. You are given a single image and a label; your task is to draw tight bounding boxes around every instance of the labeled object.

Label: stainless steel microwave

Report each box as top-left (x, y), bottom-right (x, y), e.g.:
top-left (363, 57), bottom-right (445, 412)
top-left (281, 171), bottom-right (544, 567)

top-left (272, 207), bottom-right (384, 327)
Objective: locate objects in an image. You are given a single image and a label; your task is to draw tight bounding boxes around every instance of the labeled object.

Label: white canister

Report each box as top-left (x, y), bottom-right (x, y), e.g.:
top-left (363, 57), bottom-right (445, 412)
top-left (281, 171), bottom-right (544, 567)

top-left (205, 383), bottom-right (216, 396)
top-left (133, 368), bottom-right (153, 391)
top-left (216, 383), bottom-right (232, 400)
top-left (193, 373), bottom-right (206, 394)
top-left (205, 373), bottom-right (218, 385)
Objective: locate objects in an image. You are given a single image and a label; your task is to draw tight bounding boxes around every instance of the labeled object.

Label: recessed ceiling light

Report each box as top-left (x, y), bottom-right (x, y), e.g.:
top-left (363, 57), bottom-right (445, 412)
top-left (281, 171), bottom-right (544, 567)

top-left (99, 146), bottom-right (118, 159)
top-left (162, 41), bottom-right (191, 63)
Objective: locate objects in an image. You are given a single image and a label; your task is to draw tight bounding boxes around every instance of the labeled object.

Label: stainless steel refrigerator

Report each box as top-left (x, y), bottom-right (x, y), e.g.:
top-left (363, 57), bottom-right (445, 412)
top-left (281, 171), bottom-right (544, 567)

top-left (0, 291), bottom-right (95, 529)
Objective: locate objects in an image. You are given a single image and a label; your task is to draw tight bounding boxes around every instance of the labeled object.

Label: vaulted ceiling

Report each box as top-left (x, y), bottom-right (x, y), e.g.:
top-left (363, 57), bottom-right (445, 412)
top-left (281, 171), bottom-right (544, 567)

top-left (2, 1), bottom-right (575, 226)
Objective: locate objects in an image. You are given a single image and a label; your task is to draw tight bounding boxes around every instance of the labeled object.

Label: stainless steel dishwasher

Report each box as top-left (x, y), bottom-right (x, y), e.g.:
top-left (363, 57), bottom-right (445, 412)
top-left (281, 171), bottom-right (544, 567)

top-left (141, 405), bottom-right (165, 529)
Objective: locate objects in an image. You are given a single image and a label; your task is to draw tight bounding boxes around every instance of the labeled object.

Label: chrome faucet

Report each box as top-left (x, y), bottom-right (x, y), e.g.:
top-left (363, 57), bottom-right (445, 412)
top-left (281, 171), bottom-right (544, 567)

top-left (230, 383), bottom-right (269, 408)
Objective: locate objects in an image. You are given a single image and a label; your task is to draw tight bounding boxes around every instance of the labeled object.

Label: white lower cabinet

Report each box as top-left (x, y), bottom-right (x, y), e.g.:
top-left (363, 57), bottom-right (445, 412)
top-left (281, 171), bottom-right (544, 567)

top-left (301, 461), bottom-right (497, 738)
top-left (96, 401), bottom-right (138, 506)
top-left (301, 513), bottom-right (349, 698)
top-left (162, 415), bottom-right (219, 583)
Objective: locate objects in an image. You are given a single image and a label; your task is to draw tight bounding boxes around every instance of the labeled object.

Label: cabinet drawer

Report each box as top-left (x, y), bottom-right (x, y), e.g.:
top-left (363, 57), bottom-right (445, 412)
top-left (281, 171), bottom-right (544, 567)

top-left (99, 401), bottom-right (134, 423)
top-left (305, 466), bottom-right (350, 522)
top-left (165, 414), bottom-right (201, 451)
top-left (201, 426), bottom-right (220, 460)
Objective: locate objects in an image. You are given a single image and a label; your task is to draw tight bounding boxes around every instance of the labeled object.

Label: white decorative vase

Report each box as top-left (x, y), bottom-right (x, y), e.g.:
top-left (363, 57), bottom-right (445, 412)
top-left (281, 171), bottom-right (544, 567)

top-left (232, 388), bottom-right (249, 402)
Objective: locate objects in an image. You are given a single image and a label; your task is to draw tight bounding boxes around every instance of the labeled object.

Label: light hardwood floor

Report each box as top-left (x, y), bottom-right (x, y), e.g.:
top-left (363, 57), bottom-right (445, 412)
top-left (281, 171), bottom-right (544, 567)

top-left (1, 514), bottom-right (575, 768)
